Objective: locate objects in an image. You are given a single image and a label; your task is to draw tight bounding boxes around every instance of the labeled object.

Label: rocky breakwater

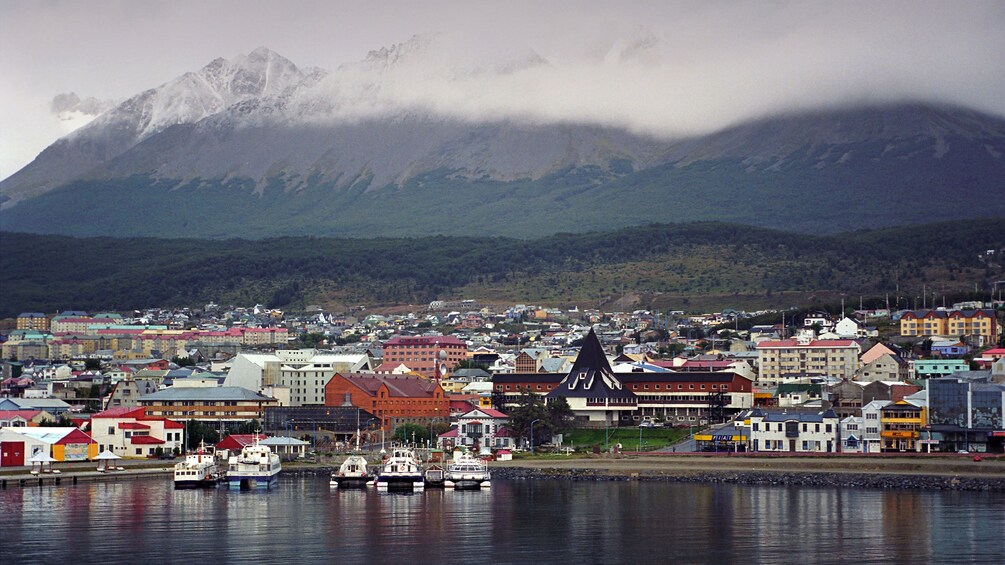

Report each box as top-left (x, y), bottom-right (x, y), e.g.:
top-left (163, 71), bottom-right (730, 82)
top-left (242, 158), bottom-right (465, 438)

top-left (490, 466), bottom-right (1005, 492)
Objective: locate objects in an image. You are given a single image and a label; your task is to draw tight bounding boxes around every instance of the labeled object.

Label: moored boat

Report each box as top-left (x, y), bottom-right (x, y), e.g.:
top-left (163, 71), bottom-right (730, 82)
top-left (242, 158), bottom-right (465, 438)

top-left (423, 463), bottom-right (445, 488)
top-left (226, 434), bottom-right (281, 490)
top-left (374, 447), bottom-right (424, 491)
top-left (331, 453), bottom-right (370, 489)
top-left (444, 453), bottom-right (491, 489)
top-left (173, 442), bottom-right (222, 489)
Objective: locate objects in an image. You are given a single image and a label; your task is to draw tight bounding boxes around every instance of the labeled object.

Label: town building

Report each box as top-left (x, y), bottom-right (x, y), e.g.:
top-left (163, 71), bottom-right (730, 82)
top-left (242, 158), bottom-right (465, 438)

top-left (746, 408), bottom-right (840, 453)
top-left (545, 329), bottom-right (637, 427)
top-left (380, 335), bottom-right (468, 380)
top-left (323, 373), bottom-right (449, 431)
top-left (223, 349), bottom-right (373, 402)
top-left (880, 399), bottom-right (927, 452)
top-left (439, 407), bottom-right (514, 452)
top-left (861, 400), bottom-right (890, 453)
top-left (16, 313), bottom-right (50, 331)
top-left (89, 407), bottom-right (185, 458)
top-left (0, 427), bottom-right (96, 465)
top-left (137, 387), bottom-right (278, 422)
top-left (912, 359), bottom-right (970, 379)
top-left (899, 309), bottom-right (1000, 345)
top-left (925, 376), bottom-right (1005, 453)
top-left (755, 339), bottom-right (861, 387)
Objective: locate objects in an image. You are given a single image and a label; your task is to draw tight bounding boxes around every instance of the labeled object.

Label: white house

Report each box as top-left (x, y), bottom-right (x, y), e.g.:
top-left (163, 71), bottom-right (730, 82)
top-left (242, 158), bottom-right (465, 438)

top-left (861, 400), bottom-right (891, 454)
top-left (89, 406), bottom-right (185, 458)
top-left (441, 408), bottom-right (515, 452)
top-left (747, 408), bottom-right (840, 453)
top-left (840, 415), bottom-right (865, 453)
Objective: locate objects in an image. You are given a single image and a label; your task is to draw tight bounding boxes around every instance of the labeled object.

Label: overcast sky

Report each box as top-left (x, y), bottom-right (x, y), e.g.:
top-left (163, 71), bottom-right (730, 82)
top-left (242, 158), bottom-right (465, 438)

top-left (2, 0), bottom-right (1004, 179)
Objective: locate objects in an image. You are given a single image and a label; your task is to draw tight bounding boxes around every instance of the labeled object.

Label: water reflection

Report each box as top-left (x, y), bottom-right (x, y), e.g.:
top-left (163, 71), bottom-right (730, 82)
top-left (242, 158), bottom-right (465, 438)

top-left (1, 477), bottom-right (1002, 564)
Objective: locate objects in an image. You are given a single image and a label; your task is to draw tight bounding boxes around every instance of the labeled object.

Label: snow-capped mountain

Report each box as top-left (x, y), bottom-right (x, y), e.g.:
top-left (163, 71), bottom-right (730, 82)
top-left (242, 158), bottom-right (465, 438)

top-left (1, 47), bottom-right (311, 206)
top-left (1, 39), bottom-right (1003, 239)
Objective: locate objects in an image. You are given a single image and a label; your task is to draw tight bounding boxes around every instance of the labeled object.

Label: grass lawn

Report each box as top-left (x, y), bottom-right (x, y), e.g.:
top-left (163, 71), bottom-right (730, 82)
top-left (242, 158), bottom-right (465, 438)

top-left (560, 427), bottom-right (693, 452)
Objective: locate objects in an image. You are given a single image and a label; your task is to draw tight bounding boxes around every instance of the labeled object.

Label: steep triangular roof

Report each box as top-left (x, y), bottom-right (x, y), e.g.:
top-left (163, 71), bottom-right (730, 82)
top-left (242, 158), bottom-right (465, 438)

top-left (547, 328), bottom-right (635, 399)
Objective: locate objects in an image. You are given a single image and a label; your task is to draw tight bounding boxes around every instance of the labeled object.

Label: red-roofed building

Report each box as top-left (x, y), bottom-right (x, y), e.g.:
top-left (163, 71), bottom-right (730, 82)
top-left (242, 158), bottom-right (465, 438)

top-left (216, 434), bottom-right (269, 452)
top-left (324, 373), bottom-right (449, 431)
top-left (90, 406), bottom-right (184, 458)
top-left (381, 335), bottom-right (468, 379)
top-left (756, 339), bottom-right (861, 387)
top-left (0, 410), bottom-right (52, 427)
top-left (442, 408), bottom-right (514, 452)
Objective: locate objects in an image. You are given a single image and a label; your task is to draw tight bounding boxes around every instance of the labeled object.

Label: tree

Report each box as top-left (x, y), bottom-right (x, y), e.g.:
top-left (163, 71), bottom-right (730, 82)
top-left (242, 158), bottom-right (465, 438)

top-left (393, 423), bottom-right (428, 444)
top-left (83, 358), bottom-right (102, 370)
top-left (186, 420), bottom-right (221, 449)
top-left (507, 387), bottom-right (551, 447)
top-left (547, 396), bottom-right (575, 434)
top-left (171, 356), bottom-right (196, 367)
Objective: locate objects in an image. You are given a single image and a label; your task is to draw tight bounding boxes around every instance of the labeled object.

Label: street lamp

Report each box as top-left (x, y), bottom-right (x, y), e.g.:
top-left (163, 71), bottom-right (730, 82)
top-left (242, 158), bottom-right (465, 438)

top-left (530, 419), bottom-right (540, 453)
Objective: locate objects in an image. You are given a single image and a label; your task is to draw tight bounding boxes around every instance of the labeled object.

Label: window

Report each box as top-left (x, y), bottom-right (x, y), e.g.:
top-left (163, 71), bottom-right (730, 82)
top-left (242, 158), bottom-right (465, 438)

top-left (108, 427), bottom-right (115, 435)
top-left (136, 448), bottom-right (142, 455)
top-left (825, 424), bottom-right (832, 433)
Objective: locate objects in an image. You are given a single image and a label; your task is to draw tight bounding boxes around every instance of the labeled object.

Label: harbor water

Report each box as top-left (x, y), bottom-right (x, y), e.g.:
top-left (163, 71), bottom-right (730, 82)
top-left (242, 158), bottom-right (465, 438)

top-left (2, 476), bottom-right (1003, 564)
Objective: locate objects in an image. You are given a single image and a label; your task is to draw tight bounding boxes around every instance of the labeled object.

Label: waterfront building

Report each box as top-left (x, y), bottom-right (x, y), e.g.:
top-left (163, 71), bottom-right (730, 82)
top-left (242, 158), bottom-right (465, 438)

top-left (925, 376), bottom-right (1005, 453)
top-left (545, 329), bottom-right (636, 427)
top-left (880, 399), bottom-right (927, 452)
top-left (0, 427), bottom-right (96, 466)
top-left (840, 415), bottom-right (865, 453)
top-left (445, 407), bottom-right (513, 452)
top-left (323, 373), bottom-right (449, 431)
top-left (861, 400), bottom-right (890, 453)
top-left (89, 407), bottom-right (185, 458)
top-left (746, 408), bottom-right (840, 453)
top-left (755, 339), bottom-right (861, 388)
top-left (618, 371), bottom-right (753, 426)
top-left (262, 404), bottom-right (380, 441)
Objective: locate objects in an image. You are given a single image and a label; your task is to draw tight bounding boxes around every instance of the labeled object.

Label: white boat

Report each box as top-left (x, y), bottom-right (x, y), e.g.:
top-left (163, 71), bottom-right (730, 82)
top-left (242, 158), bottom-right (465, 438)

top-left (374, 447), bottom-right (424, 491)
top-left (173, 442), bottom-right (222, 489)
top-left (444, 453), bottom-right (491, 489)
top-left (331, 453), bottom-right (370, 489)
top-left (226, 435), bottom-right (281, 490)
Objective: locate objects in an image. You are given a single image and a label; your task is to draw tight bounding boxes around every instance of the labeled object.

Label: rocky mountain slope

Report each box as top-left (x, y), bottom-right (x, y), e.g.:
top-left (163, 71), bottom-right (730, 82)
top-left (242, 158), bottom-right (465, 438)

top-left (2, 41), bottom-right (1003, 238)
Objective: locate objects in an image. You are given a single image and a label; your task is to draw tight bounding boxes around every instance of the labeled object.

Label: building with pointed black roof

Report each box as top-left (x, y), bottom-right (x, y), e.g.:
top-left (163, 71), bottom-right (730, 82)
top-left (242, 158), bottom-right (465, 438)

top-left (546, 329), bottom-right (636, 427)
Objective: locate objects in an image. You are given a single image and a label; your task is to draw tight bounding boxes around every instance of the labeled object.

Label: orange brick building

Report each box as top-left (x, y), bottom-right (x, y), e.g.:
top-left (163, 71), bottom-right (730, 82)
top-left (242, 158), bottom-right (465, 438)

top-left (381, 335), bottom-right (467, 379)
top-left (324, 373), bottom-right (449, 431)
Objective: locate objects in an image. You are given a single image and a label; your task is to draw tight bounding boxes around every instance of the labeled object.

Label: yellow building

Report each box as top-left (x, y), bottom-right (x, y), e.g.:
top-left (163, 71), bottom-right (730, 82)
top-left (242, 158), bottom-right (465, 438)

top-left (900, 309), bottom-right (999, 342)
top-left (880, 400), bottom-right (926, 452)
top-left (16, 313), bottom-right (49, 331)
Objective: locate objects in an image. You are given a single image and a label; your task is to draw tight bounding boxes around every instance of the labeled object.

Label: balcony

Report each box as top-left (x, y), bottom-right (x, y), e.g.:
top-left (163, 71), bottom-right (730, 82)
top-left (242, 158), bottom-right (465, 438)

top-left (881, 430), bottom-right (918, 439)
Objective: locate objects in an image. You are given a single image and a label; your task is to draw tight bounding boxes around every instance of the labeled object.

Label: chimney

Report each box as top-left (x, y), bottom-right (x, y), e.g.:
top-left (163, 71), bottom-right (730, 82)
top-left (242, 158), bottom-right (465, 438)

top-left (341, 393), bottom-right (353, 407)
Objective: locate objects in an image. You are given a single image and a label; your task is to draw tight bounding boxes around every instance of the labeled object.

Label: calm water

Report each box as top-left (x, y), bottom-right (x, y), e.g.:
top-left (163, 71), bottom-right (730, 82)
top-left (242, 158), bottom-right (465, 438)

top-left (1, 476), bottom-right (1003, 564)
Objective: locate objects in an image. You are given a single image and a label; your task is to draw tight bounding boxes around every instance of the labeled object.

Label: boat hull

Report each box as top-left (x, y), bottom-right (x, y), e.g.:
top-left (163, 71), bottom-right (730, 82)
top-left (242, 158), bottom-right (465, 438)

top-left (331, 476), bottom-right (370, 489)
top-left (174, 477), bottom-right (221, 489)
top-left (227, 474), bottom-right (279, 490)
top-left (444, 477), bottom-right (491, 490)
top-left (375, 475), bottom-right (425, 491)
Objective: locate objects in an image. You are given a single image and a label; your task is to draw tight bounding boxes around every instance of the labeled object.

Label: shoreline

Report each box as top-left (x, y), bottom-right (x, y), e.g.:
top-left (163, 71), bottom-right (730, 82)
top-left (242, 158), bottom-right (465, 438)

top-left (3, 454), bottom-right (1003, 492)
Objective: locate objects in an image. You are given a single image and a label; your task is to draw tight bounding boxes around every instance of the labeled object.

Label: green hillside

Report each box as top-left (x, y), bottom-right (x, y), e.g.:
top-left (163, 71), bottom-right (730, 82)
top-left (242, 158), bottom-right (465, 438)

top-left (1, 219), bottom-right (1002, 318)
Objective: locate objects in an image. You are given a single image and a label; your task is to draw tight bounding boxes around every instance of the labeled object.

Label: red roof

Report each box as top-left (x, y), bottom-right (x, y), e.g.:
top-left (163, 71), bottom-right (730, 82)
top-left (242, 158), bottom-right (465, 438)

top-left (383, 335), bottom-right (466, 347)
top-left (139, 417), bottom-right (184, 429)
top-left (757, 339), bottom-right (857, 348)
top-left (92, 407), bottom-right (146, 419)
top-left (56, 428), bottom-right (95, 445)
top-left (438, 428), bottom-right (459, 438)
top-left (118, 422), bottom-right (150, 430)
top-left (130, 435), bottom-right (165, 445)
top-left (0, 410), bottom-right (43, 421)
top-left (216, 434), bottom-right (269, 450)
top-left (461, 408), bottom-right (507, 419)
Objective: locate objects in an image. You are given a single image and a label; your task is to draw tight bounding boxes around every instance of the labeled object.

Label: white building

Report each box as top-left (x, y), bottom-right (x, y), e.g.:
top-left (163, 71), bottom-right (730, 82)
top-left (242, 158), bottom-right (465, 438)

top-left (747, 408), bottom-right (840, 453)
top-left (89, 406), bottom-right (185, 459)
top-left (840, 415), bottom-right (865, 453)
top-left (224, 349), bottom-right (373, 405)
top-left (861, 400), bottom-right (891, 454)
top-left (755, 339), bottom-right (861, 388)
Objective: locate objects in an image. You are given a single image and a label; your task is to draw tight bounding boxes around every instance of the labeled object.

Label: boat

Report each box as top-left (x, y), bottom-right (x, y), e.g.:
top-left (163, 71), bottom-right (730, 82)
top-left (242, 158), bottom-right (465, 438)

top-left (374, 446), bottom-right (424, 491)
top-left (423, 463), bottom-right (445, 488)
top-left (173, 441), bottom-right (222, 489)
top-left (331, 453), bottom-right (370, 489)
top-left (444, 453), bottom-right (491, 489)
top-left (226, 434), bottom-right (281, 490)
